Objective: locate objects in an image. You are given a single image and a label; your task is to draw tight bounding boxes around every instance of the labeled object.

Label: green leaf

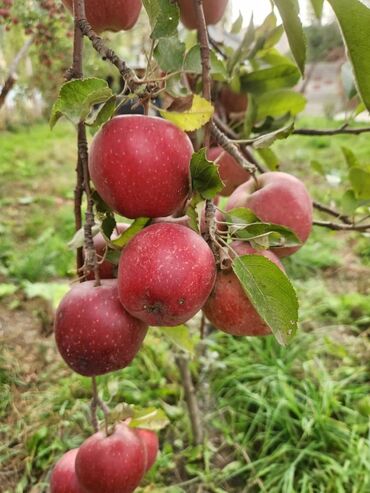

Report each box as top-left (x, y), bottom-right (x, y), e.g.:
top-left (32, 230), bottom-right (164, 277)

top-left (264, 25), bottom-right (285, 49)
top-left (224, 208), bottom-right (258, 226)
top-left (349, 167), bottom-right (370, 199)
top-left (256, 89), bottom-right (306, 120)
top-left (341, 189), bottom-right (370, 214)
top-left (231, 11), bottom-right (243, 34)
top-left (111, 218), bottom-right (150, 248)
top-left (232, 255), bottom-right (299, 345)
top-left (186, 194), bottom-right (204, 233)
top-left (311, 0), bottom-right (324, 19)
top-left (327, 0), bottom-right (370, 111)
top-left (50, 78), bottom-right (114, 128)
top-left (160, 94), bottom-right (214, 131)
top-left (257, 148), bottom-right (281, 171)
top-left (129, 407), bottom-right (170, 431)
top-left (87, 96), bottom-right (117, 133)
top-left (243, 94), bottom-right (257, 138)
top-left (142, 0), bottom-right (180, 39)
top-left (101, 214), bottom-right (117, 240)
top-left (159, 325), bottom-right (198, 355)
top-left (252, 123), bottom-right (294, 149)
top-left (190, 148), bottom-right (224, 200)
top-left (235, 223), bottom-right (301, 248)
top-left (342, 146), bottom-right (360, 169)
top-left (240, 64), bottom-right (301, 94)
top-left (272, 0), bottom-right (306, 75)
top-left (183, 46), bottom-right (227, 80)
top-left (154, 36), bottom-right (186, 72)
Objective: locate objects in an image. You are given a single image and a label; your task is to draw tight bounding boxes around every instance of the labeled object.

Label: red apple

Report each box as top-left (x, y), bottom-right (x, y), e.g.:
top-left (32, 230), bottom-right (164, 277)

top-left (225, 172), bottom-right (313, 257)
top-left (203, 243), bottom-right (284, 336)
top-left (89, 116), bottom-right (193, 219)
top-left (134, 428), bottom-right (159, 471)
top-left (50, 449), bottom-right (85, 493)
top-left (76, 423), bottom-right (146, 493)
top-left (178, 0), bottom-right (228, 29)
top-left (85, 223), bottom-right (129, 280)
top-left (207, 147), bottom-right (250, 196)
top-left (55, 280), bottom-right (148, 376)
top-left (62, 0), bottom-right (142, 34)
top-left (219, 86), bottom-right (248, 115)
top-left (118, 223), bottom-right (216, 326)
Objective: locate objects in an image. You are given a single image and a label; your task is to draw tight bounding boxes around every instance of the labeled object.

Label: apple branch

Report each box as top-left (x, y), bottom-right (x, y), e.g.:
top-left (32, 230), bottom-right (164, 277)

top-left (313, 200), bottom-right (352, 224)
top-left (313, 220), bottom-right (370, 231)
top-left (91, 377), bottom-right (110, 435)
top-left (293, 125), bottom-right (370, 136)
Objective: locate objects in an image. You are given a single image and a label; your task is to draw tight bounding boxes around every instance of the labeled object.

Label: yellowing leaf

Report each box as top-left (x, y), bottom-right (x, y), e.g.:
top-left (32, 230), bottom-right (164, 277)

top-left (160, 94), bottom-right (214, 131)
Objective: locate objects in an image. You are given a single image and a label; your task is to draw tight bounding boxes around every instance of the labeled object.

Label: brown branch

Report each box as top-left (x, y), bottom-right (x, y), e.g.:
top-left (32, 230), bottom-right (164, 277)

top-left (91, 376), bottom-right (110, 435)
top-left (175, 355), bottom-right (204, 445)
top-left (293, 126), bottom-right (370, 136)
top-left (313, 201), bottom-right (352, 224)
top-left (313, 220), bottom-right (370, 231)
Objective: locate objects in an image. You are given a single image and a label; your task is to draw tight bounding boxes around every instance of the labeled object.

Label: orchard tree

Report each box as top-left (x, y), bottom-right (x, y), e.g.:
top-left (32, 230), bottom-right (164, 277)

top-left (17, 0), bottom-right (370, 491)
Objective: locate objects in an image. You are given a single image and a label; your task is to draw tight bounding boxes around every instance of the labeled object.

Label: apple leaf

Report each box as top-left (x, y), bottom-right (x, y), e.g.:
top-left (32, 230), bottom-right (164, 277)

top-left (183, 46), bottom-right (228, 80)
top-left (342, 146), bottom-right (360, 169)
top-left (111, 218), bottom-right (150, 248)
top-left (349, 167), bottom-right (370, 200)
top-left (231, 11), bottom-right (243, 34)
top-left (257, 148), bottom-right (281, 171)
top-left (328, 0), bottom-right (370, 111)
top-left (341, 189), bottom-right (370, 214)
top-left (142, 0), bottom-right (179, 39)
top-left (310, 0), bottom-right (324, 19)
top-left (256, 89), bottom-right (306, 120)
top-left (160, 94), bottom-right (214, 132)
top-left (240, 64), bottom-right (301, 94)
top-left (252, 123), bottom-right (294, 149)
top-left (190, 148), bottom-right (224, 200)
top-left (154, 36), bottom-right (186, 72)
top-left (186, 194), bottom-right (205, 233)
top-left (235, 223), bottom-right (301, 248)
top-left (101, 214), bottom-right (117, 240)
top-left (129, 407), bottom-right (170, 431)
top-left (272, 0), bottom-right (306, 75)
top-left (159, 325), bottom-right (198, 355)
top-left (68, 225), bottom-right (100, 250)
top-left (232, 255), bottom-right (299, 346)
top-left (87, 96), bottom-right (117, 133)
top-left (50, 78), bottom-right (114, 128)
top-left (224, 208), bottom-right (258, 226)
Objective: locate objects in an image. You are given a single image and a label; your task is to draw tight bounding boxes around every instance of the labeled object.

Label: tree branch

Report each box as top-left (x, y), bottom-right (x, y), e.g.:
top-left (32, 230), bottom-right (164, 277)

top-left (293, 126), bottom-right (370, 136)
top-left (313, 220), bottom-right (370, 231)
top-left (313, 200), bottom-right (352, 224)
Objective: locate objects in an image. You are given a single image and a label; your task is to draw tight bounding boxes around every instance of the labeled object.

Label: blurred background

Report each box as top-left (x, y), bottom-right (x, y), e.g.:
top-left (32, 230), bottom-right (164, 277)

top-left (0, 1), bottom-right (369, 492)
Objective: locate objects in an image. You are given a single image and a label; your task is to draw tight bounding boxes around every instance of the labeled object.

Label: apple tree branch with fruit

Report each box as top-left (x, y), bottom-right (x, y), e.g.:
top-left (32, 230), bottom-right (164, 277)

top-left (37, 0), bottom-right (370, 491)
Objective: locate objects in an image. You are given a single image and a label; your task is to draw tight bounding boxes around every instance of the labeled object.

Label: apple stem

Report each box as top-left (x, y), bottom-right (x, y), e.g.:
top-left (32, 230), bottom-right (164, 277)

top-left (91, 376), bottom-right (110, 435)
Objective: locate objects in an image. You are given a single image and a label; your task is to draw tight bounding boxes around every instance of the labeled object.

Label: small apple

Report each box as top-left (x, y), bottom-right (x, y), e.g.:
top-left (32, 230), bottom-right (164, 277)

top-left (219, 86), bottom-right (248, 115)
top-left (75, 423), bottom-right (147, 493)
top-left (118, 223), bottom-right (216, 326)
top-left (85, 223), bottom-right (129, 280)
top-left (177, 0), bottom-right (228, 29)
top-left (226, 172), bottom-right (313, 257)
top-left (55, 280), bottom-right (148, 376)
top-left (134, 428), bottom-right (159, 471)
top-left (207, 147), bottom-right (250, 196)
top-left (50, 449), bottom-right (85, 493)
top-left (89, 116), bottom-right (193, 219)
top-left (203, 243), bottom-right (284, 336)
top-left (62, 0), bottom-right (142, 34)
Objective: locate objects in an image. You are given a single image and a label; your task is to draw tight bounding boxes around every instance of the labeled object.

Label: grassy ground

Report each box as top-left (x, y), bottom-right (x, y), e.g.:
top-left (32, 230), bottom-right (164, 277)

top-left (0, 118), bottom-right (369, 493)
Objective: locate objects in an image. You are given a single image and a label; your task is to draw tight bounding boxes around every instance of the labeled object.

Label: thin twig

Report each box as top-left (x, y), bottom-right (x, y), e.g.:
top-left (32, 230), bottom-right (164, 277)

top-left (293, 126), bottom-right (370, 136)
top-left (91, 376), bottom-right (110, 435)
top-left (313, 220), bottom-right (370, 231)
top-left (313, 201), bottom-right (352, 224)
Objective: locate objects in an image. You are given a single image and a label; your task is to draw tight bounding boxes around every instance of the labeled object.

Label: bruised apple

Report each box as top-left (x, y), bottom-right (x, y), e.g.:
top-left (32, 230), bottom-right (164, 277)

top-left (50, 449), bottom-right (84, 493)
top-left (207, 147), bottom-right (250, 196)
top-left (226, 172), bottom-right (313, 257)
top-left (55, 280), bottom-right (147, 376)
top-left (118, 223), bottom-right (216, 326)
top-left (62, 0), bottom-right (142, 34)
top-left (203, 243), bottom-right (284, 336)
top-left (85, 223), bottom-right (129, 280)
top-left (76, 423), bottom-right (147, 493)
top-left (89, 116), bottom-right (193, 219)
top-left (178, 0), bottom-right (228, 29)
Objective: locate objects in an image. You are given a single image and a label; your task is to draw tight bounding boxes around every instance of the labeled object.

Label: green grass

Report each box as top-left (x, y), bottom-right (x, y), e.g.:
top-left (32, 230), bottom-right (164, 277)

top-left (0, 118), bottom-right (369, 492)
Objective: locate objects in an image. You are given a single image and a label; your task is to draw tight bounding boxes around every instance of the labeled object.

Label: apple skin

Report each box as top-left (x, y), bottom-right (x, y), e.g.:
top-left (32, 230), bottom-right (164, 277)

top-left (89, 116), bottom-right (193, 219)
top-left (118, 223), bottom-right (216, 326)
top-left (50, 449), bottom-right (85, 493)
top-left (226, 172), bottom-right (313, 257)
top-left (203, 243), bottom-right (284, 336)
top-left (62, 0), bottom-right (142, 34)
top-left (85, 223), bottom-right (129, 280)
top-left (207, 147), bottom-right (250, 196)
top-left (76, 424), bottom-right (146, 493)
top-left (55, 280), bottom-right (148, 377)
top-left (219, 86), bottom-right (248, 115)
top-left (178, 0), bottom-right (228, 29)
top-left (134, 428), bottom-right (159, 471)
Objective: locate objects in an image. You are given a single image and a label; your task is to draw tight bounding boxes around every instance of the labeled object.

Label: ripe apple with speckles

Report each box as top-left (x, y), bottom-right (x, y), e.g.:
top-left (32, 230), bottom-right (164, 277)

top-left (177, 0), bottom-right (228, 29)
top-left (62, 0), bottom-right (142, 34)
top-left (50, 449), bottom-right (85, 493)
top-left (207, 146), bottom-right (250, 196)
top-left (55, 280), bottom-right (148, 376)
top-left (89, 115), bottom-right (193, 219)
top-left (118, 223), bottom-right (216, 326)
top-left (75, 423), bottom-right (152, 493)
top-left (203, 243), bottom-right (284, 336)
